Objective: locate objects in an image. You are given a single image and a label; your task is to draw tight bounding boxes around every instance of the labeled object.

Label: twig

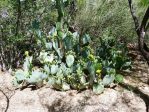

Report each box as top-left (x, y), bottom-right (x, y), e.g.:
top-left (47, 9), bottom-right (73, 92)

top-left (0, 89), bottom-right (9, 112)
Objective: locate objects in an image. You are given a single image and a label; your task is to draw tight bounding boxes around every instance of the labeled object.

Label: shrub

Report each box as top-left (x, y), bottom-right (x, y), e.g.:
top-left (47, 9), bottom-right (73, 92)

top-left (74, 0), bottom-right (137, 43)
top-left (12, 22), bottom-right (131, 94)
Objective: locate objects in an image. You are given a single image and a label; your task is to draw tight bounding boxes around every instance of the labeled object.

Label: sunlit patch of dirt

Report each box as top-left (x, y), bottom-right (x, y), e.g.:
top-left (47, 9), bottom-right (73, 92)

top-left (125, 43), bottom-right (149, 84)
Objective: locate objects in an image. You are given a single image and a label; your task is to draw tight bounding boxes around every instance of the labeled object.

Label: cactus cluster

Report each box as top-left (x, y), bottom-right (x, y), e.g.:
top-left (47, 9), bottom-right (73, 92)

top-left (13, 22), bottom-right (131, 94)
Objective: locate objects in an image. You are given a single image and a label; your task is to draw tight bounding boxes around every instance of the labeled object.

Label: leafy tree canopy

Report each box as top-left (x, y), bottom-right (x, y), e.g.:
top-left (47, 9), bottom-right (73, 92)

top-left (140, 0), bottom-right (149, 6)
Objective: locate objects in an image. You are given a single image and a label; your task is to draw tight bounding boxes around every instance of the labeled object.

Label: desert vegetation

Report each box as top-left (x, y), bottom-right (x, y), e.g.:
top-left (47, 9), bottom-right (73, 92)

top-left (0, 0), bottom-right (149, 94)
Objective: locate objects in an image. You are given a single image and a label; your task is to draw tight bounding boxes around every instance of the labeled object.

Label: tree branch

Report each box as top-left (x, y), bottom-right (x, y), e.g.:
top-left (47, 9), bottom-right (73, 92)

top-left (141, 7), bottom-right (149, 31)
top-left (128, 0), bottom-right (149, 64)
top-left (145, 22), bottom-right (149, 31)
top-left (128, 0), bottom-right (140, 34)
top-left (15, 0), bottom-right (21, 36)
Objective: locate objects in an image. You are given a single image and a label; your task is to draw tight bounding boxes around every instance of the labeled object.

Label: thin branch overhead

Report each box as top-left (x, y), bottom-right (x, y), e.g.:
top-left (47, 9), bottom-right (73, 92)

top-left (141, 7), bottom-right (149, 31)
top-left (128, 0), bottom-right (140, 33)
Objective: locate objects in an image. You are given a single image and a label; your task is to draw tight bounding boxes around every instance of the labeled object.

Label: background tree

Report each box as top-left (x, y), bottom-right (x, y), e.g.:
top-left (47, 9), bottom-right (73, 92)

top-left (128, 0), bottom-right (149, 64)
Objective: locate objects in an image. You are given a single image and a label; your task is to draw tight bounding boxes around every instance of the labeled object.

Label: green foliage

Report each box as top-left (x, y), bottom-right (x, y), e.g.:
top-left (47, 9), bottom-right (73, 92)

top-left (13, 22), bottom-right (131, 93)
top-left (0, 0), bottom-right (57, 69)
top-left (66, 54), bottom-right (75, 67)
top-left (140, 0), bottom-right (149, 6)
top-left (75, 0), bottom-right (137, 42)
top-left (8, 0), bottom-right (131, 94)
top-left (102, 75), bottom-right (115, 86)
top-left (115, 74), bottom-right (124, 83)
top-left (93, 83), bottom-right (104, 94)
top-left (96, 35), bottom-right (132, 71)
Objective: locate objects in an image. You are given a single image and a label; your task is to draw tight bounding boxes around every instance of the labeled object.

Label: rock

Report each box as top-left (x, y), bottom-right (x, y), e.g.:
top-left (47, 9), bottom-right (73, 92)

top-left (0, 72), bottom-right (147, 112)
top-left (7, 89), bottom-right (46, 112)
top-left (0, 71), bottom-right (13, 90)
top-left (5, 88), bottom-right (146, 112)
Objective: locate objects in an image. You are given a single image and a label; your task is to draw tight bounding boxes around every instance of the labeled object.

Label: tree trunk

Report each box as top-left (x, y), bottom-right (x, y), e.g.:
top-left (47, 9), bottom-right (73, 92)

top-left (138, 31), bottom-right (149, 64)
top-left (128, 0), bottom-right (149, 64)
